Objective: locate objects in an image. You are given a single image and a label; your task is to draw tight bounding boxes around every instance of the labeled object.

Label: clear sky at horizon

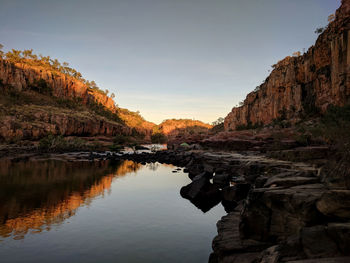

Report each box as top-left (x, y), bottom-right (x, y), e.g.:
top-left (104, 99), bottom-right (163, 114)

top-left (0, 0), bottom-right (341, 124)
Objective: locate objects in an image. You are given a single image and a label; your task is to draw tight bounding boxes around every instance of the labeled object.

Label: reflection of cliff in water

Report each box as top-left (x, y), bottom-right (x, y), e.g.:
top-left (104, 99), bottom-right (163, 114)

top-left (0, 159), bottom-right (141, 240)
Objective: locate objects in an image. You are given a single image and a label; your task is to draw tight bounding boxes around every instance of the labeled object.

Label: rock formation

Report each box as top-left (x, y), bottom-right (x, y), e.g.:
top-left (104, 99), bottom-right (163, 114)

top-left (225, 0), bottom-right (350, 131)
top-left (0, 58), bottom-right (154, 140)
top-left (157, 119), bottom-right (212, 135)
top-left (156, 118), bottom-right (212, 146)
top-left (0, 105), bottom-right (130, 140)
top-left (107, 149), bottom-right (350, 262)
top-left (0, 59), bottom-right (116, 110)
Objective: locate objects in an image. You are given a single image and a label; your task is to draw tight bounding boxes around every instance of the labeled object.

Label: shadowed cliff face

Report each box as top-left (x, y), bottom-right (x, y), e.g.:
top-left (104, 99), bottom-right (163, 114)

top-left (0, 159), bottom-right (141, 240)
top-left (225, 0), bottom-right (350, 131)
top-left (0, 104), bottom-right (130, 140)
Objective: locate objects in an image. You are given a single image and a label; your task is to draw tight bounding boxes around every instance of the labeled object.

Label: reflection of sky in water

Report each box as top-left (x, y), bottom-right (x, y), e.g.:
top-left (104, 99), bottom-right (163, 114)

top-left (0, 159), bottom-right (225, 263)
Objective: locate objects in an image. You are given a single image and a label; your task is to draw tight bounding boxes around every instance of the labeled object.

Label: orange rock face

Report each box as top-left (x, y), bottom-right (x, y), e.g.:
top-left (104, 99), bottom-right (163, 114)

top-left (0, 60), bottom-right (117, 111)
top-left (225, 0), bottom-right (350, 131)
top-left (0, 60), bottom-right (142, 139)
top-left (157, 119), bottom-right (212, 135)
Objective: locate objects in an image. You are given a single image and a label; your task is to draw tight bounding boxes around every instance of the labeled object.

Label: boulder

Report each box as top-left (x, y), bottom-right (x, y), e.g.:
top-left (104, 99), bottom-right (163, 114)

top-left (213, 173), bottom-right (230, 187)
top-left (300, 225), bottom-right (339, 258)
top-left (180, 177), bottom-right (221, 213)
top-left (316, 190), bottom-right (350, 219)
top-left (241, 185), bottom-right (325, 241)
top-left (286, 257), bottom-right (350, 263)
top-left (180, 177), bottom-right (208, 199)
top-left (192, 171), bottom-right (213, 181)
top-left (327, 222), bottom-right (350, 254)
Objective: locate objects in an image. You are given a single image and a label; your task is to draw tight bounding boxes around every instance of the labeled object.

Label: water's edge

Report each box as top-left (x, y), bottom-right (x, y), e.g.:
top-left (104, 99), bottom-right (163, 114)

top-left (1, 149), bottom-right (349, 263)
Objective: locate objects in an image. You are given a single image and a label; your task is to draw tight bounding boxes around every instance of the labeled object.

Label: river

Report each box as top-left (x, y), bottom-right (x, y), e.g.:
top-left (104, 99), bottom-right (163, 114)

top-left (0, 158), bottom-right (225, 263)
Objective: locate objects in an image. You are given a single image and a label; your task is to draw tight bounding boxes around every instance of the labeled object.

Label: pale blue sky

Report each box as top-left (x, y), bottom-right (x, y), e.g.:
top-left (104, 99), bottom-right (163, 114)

top-left (0, 0), bottom-right (341, 124)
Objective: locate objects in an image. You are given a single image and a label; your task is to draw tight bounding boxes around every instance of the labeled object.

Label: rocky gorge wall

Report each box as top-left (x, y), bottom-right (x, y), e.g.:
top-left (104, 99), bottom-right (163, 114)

top-left (0, 105), bottom-right (130, 140)
top-left (0, 59), bottom-right (116, 111)
top-left (0, 59), bottom-right (133, 140)
top-left (225, 0), bottom-right (350, 131)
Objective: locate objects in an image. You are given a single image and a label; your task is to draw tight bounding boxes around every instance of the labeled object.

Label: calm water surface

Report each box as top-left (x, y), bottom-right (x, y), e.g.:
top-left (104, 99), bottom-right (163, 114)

top-left (0, 158), bottom-right (225, 263)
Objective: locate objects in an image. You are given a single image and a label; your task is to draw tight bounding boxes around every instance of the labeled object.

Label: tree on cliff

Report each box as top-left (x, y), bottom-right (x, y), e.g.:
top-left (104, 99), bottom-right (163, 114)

top-left (212, 117), bottom-right (224, 126)
top-left (314, 14), bottom-right (335, 35)
top-left (5, 49), bottom-right (22, 63)
top-left (51, 58), bottom-right (61, 69)
top-left (22, 49), bottom-right (37, 60)
top-left (0, 44), bottom-right (3, 58)
top-left (328, 14), bottom-right (335, 23)
top-left (315, 27), bottom-right (325, 34)
top-left (2, 47), bottom-right (113, 98)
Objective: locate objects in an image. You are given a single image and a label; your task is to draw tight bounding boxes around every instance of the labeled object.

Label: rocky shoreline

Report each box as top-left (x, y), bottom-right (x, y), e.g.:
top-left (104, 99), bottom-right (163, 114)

top-left (122, 150), bottom-right (350, 262)
top-left (5, 148), bottom-right (349, 263)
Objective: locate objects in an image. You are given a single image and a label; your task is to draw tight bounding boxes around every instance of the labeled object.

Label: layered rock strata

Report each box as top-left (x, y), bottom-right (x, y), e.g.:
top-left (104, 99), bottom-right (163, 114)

top-left (225, 0), bottom-right (350, 130)
top-left (0, 60), bottom-right (116, 110)
top-left (0, 59), bottom-right (155, 140)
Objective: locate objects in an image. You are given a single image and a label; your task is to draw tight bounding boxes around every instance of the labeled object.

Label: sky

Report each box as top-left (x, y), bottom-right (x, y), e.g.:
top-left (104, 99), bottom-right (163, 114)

top-left (0, 0), bottom-right (341, 124)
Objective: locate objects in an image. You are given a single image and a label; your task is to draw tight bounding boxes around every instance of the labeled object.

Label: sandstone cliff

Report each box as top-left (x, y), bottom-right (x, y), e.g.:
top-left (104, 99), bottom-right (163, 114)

top-left (0, 57), bottom-right (154, 141)
top-left (0, 59), bottom-right (117, 111)
top-left (157, 119), bottom-right (212, 135)
top-left (225, 0), bottom-right (350, 131)
top-left (0, 104), bottom-right (131, 140)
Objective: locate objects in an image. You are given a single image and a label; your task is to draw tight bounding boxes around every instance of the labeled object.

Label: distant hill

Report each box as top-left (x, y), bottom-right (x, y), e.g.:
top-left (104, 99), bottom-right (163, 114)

top-left (156, 119), bottom-right (212, 136)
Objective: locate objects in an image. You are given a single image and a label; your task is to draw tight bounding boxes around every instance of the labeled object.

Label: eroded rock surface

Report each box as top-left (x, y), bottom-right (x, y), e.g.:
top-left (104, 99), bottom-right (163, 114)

top-left (224, 0), bottom-right (350, 131)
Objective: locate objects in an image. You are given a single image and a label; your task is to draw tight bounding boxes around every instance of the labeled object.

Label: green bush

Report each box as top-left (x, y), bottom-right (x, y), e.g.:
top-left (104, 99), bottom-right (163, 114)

top-left (294, 133), bottom-right (311, 146)
top-left (151, 133), bottom-right (167, 144)
top-left (317, 105), bottom-right (350, 146)
top-left (39, 135), bottom-right (66, 150)
top-left (131, 128), bottom-right (145, 139)
top-left (109, 144), bottom-right (124, 152)
top-left (297, 105), bottom-right (350, 148)
top-left (271, 119), bottom-right (291, 128)
top-left (88, 101), bottom-right (123, 123)
top-left (113, 134), bottom-right (131, 145)
top-left (236, 121), bottom-right (263, 131)
top-left (39, 135), bottom-right (86, 151)
top-left (55, 97), bottom-right (83, 109)
top-left (109, 134), bottom-right (135, 152)
top-left (321, 105), bottom-right (350, 126)
top-left (29, 79), bottom-right (53, 95)
top-left (211, 123), bottom-right (224, 133)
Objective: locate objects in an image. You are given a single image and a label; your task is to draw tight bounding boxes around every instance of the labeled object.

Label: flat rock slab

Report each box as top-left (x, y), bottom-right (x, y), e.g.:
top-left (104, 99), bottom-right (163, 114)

top-left (316, 190), bottom-right (350, 219)
top-left (287, 257), bottom-right (350, 263)
top-left (264, 176), bottom-right (319, 188)
top-left (217, 252), bottom-right (261, 263)
top-left (212, 211), bottom-right (268, 253)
